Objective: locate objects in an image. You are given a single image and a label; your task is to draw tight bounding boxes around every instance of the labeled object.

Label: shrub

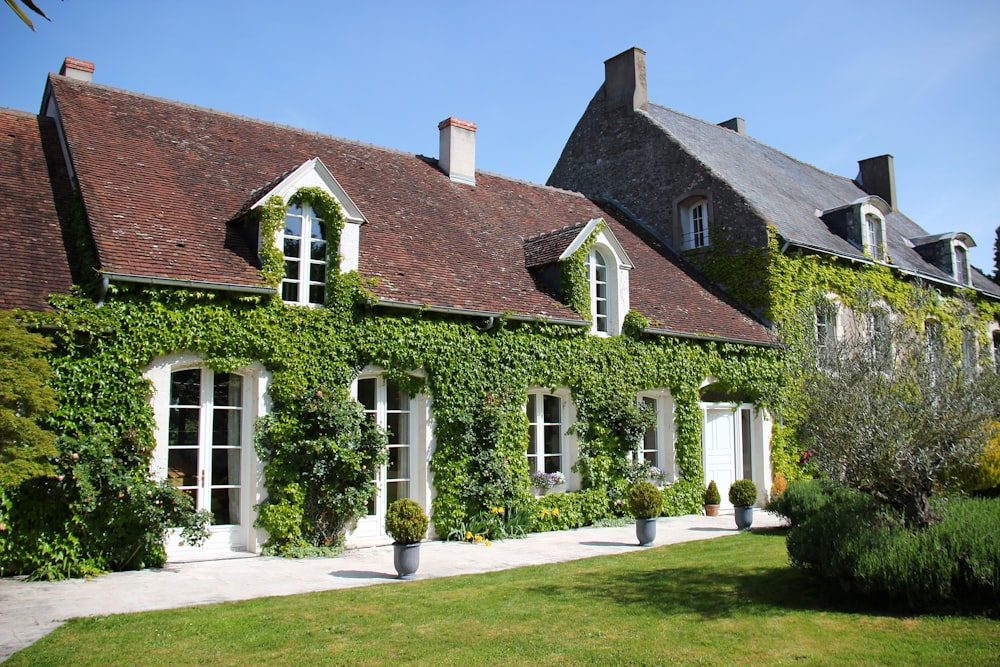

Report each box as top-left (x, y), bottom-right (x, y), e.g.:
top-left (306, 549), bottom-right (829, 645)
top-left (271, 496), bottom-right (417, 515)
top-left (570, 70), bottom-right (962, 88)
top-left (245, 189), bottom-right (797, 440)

top-left (704, 480), bottom-right (721, 505)
top-left (951, 421), bottom-right (1000, 493)
top-left (661, 477), bottom-right (704, 516)
top-left (728, 479), bottom-right (758, 506)
top-left (385, 498), bottom-right (428, 544)
top-left (765, 479), bottom-right (834, 527)
top-left (627, 481), bottom-right (663, 519)
top-left (770, 472), bottom-right (788, 498)
top-left (786, 495), bottom-right (1000, 610)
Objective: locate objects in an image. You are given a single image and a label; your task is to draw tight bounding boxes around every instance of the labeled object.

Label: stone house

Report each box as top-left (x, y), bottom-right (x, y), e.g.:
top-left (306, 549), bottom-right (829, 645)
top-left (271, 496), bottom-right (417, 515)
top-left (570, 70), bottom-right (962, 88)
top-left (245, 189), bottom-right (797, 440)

top-left (549, 47), bottom-right (1000, 475)
top-left (0, 58), bottom-right (778, 563)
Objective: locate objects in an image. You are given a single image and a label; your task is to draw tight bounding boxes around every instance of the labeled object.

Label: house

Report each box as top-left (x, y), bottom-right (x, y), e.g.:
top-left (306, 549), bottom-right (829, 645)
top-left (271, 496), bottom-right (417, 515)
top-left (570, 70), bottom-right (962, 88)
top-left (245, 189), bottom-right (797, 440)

top-left (549, 47), bottom-right (1000, 477)
top-left (0, 58), bottom-right (779, 566)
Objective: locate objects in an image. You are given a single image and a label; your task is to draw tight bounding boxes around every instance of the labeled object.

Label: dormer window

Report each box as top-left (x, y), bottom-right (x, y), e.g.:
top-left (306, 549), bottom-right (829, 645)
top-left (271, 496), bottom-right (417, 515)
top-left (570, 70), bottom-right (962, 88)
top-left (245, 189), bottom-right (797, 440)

top-left (586, 248), bottom-right (609, 333)
top-left (679, 197), bottom-right (709, 250)
top-left (864, 212), bottom-right (886, 261)
top-left (281, 203), bottom-right (326, 305)
top-left (954, 244), bottom-right (970, 285)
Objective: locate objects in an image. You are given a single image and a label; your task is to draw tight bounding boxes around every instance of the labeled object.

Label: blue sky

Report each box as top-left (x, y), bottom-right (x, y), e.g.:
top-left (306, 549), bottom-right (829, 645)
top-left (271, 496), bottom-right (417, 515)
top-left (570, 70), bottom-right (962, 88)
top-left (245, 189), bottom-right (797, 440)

top-left (4, 1), bottom-right (1000, 271)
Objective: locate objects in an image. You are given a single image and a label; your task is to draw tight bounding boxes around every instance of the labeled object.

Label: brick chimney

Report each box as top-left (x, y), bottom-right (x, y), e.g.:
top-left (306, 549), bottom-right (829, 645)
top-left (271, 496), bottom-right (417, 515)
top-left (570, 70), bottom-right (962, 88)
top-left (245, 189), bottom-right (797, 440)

top-left (60, 57), bottom-right (94, 82)
top-left (856, 155), bottom-right (897, 211)
top-left (438, 117), bottom-right (477, 186)
top-left (604, 47), bottom-right (648, 112)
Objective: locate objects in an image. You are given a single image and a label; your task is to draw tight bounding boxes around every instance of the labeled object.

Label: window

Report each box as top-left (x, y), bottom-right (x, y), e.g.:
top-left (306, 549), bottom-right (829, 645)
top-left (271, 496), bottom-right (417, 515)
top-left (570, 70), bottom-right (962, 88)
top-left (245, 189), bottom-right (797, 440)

top-left (680, 198), bottom-right (709, 250)
top-left (740, 407), bottom-right (753, 482)
top-left (586, 248), bottom-right (609, 334)
top-left (868, 309), bottom-right (892, 368)
top-left (925, 320), bottom-right (944, 372)
top-left (993, 330), bottom-right (1000, 373)
top-left (637, 392), bottom-right (676, 483)
top-left (864, 213), bottom-right (886, 260)
top-left (281, 203), bottom-right (327, 305)
top-left (815, 302), bottom-right (837, 367)
top-left (357, 376), bottom-right (412, 513)
top-left (954, 244), bottom-right (970, 285)
top-left (639, 396), bottom-right (659, 468)
top-left (526, 392), bottom-right (563, 475)
top-left (167, 368), bottom-right (245, 526)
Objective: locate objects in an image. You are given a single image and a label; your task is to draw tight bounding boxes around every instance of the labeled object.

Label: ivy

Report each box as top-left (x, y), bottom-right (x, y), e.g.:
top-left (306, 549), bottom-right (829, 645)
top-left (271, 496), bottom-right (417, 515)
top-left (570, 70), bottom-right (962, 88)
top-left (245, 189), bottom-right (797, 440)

top-left (559, 221), bottom-right (606, 319)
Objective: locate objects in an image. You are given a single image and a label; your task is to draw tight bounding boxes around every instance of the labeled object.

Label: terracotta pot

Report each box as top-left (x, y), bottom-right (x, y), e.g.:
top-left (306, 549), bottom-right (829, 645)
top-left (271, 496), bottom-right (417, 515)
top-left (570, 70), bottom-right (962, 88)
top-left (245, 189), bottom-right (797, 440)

top-left (704, 504), bottom-right (720, 517)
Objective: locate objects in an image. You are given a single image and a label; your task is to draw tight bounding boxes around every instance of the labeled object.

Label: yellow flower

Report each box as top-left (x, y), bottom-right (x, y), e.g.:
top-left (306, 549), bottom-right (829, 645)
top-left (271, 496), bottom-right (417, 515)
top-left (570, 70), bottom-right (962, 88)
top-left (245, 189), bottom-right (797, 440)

top-left (465, 531), bottom-right (473, 541)
top-left (552, 508), bottom-right (559, 517)
top-left (475, 534), bottom-right (483, 543)
top-left (540, 508), bottom-right (550, 517)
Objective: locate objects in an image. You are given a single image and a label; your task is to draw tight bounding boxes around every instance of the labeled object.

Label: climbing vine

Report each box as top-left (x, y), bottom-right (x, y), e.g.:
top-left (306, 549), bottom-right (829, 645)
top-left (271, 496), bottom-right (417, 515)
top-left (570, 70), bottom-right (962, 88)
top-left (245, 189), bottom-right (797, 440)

top-left (1, 189), bottom-right (786, 577)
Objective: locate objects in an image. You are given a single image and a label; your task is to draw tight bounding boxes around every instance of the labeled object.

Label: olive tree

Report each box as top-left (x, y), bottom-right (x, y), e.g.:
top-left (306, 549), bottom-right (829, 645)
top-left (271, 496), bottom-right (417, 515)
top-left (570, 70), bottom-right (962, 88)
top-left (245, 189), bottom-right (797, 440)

top-left (799, 305), bottom-right (999, 528)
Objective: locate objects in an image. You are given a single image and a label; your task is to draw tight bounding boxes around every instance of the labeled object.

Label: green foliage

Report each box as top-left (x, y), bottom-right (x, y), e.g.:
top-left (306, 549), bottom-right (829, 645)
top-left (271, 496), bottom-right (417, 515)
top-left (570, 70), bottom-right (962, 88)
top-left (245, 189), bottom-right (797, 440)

top-left (704, 480), bottom-right (721, 505)
top-left (764, 479), bottom-right (835, 527)
top-left (0, 312), bottom-right (58, 487)
top-left (385, 498), bottom-right (428, 544)
top-left (728, 479), bottom-right (758, 506)
top-left (786, 493), bottom-right (1000, 610)
top-left (660, 477), bottom-right (705, 516)
top-left (627, 480), bottom-right (663, 518)
top-left (950, 420), bottom-right (1000, 493)
top-left (559, 221), bottom-right (606, 319)
top-left (622, 309), bottom-right (650, 337)
top-left (256, 385), bottom-right (388, 553)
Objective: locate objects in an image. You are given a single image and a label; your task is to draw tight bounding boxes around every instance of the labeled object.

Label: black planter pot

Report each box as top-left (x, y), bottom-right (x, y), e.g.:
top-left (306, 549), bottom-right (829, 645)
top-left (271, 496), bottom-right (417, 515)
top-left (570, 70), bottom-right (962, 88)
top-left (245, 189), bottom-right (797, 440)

top-left (393, 542), bottom-right (421, 579)
top-left (635, 517), bottom-right (657, 546)
top-left (734, 506), bottom-right (754, 531)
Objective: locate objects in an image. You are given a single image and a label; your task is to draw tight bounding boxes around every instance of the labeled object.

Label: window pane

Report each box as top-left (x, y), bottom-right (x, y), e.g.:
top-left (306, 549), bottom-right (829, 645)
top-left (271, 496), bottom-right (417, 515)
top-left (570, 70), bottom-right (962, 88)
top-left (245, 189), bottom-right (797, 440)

top-left (212, 408), bottom-right (241, 447)
top-left (544, 424), bottom-right (561, 454)
top-left (281, 281), bottom-right (299, 302)
top-left (526, 396), bottom-right (536, 423)
top-left (167, 448), bottom-right (198, 487)
top-left (213, 373), bottom-right (242, 407)
top-left (309, 262), bottom-right (326, 283)
top-left (283, 238), bottom-right (300, 258)
top-left (386, 412), bottom-right (409, 445)
top-left (543, 395), bottom-right (560, 424)
top-left (211, 447), bottom-right (240, 486)
top-left (283, 215), bottom-right (302, 238)
top-left (310, 240), bottom-right (326, 261)
top-left (387, 445), bottom-right (409, 479)
top-left (310, 219), bottom-right (325, 241)
top-left (210, 488), bottom-right (239, 525)
top-left (544, 455), bottom-right (560, 474)
top-left (387, 381), bottom-right (409, 411)
top-left (357, 378), bottom-right (376, 412)
top-left (168, 408), bottom-right (200, 447)
top-left (284, 259), bottom-right (299, 280)
top-left (387, 480), bottom-right (409, 505)
top-left (308, 284), bottom-right (325, 305)
top-left (170, 369), bottom-right (200, 406)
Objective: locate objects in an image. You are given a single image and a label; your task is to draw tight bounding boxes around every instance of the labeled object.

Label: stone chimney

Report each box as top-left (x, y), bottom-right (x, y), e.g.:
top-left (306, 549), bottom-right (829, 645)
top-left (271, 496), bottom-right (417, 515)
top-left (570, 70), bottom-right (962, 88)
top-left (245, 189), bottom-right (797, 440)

top-left (438, 117), bottom-right (477, 186)
top-left (718, 117), bottom-right (746, 135)
top-left (604, 47), bottom-right (648, 112)
top-left (856, 155), bottom-right (897, 211)
top-left (60, 57), bottom-right (94, 82)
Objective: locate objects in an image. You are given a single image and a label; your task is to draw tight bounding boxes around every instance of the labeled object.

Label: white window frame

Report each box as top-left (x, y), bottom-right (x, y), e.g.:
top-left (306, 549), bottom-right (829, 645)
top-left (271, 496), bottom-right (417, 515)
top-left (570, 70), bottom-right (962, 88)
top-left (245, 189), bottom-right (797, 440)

top-left (637, 391), bottom-right (677, 483)
top-left (680, 198), bottom-right (710, 250)
top-left (953, 242), bottom-right (971, 285)
top-left (586, 247), bottom-right (611, 335)
top-left (863, 211), bottom-right (887, 261)
top-left (280, 202), bottom-right (327, 306)
top-left (815, 299), bottom-right (839, 368)
top-left (526, 389), bottom-right (578, 490)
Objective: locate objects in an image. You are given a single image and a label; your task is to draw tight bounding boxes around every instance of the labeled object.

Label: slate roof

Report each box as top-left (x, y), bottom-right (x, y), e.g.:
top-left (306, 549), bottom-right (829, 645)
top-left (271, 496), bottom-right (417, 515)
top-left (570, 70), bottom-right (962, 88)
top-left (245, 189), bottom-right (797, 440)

top-left (646, 104), bottom-right (1000, 298)
top-left (31, 73), bottom-right (772, 345)
top-left (0, 108), bottom-right (76, 311)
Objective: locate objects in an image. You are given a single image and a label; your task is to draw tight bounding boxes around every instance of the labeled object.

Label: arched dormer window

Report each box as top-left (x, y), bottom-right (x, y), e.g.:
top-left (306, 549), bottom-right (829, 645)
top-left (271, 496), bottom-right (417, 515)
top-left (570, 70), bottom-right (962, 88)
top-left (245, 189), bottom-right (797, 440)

top-left (586, 248), bottom-right (609, 334)
top-left (864, 212), bottom-right (886, 261)
top-left (679, 196), bottom-right (710, 250)
top-left (953, 243), bottom-right (970, 285)
top-left (281, 203), bottom-right (326, 305)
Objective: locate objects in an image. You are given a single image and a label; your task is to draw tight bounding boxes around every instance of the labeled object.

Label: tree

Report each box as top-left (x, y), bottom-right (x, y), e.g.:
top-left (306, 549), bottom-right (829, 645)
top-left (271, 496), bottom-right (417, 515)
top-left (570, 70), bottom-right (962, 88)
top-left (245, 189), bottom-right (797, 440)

top-left (5, 0), bottom-right (50, 31)
top-left (0, 312), bottom-right (57, 487)
top-left (994, 224), bottom-right (1000, 282)
top-left (799, 306), bottom-right (999, 528)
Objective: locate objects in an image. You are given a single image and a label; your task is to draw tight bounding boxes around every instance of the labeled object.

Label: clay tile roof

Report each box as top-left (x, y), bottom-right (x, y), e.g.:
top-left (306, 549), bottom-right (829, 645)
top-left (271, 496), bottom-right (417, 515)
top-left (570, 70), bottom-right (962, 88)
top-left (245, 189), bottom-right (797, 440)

top-left (523, 223), bottom-right (587, 268)
top-left (44, 75), bottom-right (774, 344)
top-left (0, 108), bottom-right (76, 311)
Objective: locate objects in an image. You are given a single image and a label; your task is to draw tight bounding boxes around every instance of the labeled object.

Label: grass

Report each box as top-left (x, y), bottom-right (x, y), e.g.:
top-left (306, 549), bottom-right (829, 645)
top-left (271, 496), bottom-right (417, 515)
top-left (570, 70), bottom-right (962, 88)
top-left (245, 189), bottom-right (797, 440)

top-left (9, 530), bottom-right (1000, 666)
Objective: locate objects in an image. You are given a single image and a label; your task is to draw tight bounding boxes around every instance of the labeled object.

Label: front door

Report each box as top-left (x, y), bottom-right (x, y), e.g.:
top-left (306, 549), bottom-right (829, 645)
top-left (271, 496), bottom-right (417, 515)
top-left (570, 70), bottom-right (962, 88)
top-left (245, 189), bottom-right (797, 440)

top-left (702, 404), bottom-right (739, 508)
top-left (166, 368), bottom-right (247, 550)
top-left (353, 375), bottom-right (413, 539)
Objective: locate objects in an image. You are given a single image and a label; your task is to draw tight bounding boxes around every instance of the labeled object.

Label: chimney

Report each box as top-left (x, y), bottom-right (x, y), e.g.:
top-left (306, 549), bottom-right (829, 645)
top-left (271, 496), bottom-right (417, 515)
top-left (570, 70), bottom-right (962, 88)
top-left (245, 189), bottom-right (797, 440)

top-left (604, 47), bottom-right (648, 112)
top-left (718, 117), bottom-right (746, 135)
top-left (60, 57), bottom-right (94, 82)
top-left (438, 117), bottom-right (477, 186)
top-left (856, 155), bottom-right (897, 211)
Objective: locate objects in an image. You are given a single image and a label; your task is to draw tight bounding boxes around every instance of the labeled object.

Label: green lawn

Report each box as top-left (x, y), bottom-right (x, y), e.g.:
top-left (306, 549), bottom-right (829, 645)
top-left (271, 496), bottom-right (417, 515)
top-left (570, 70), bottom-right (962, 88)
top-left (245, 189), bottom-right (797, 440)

top-left (9, 530), bottom-right (999, 666)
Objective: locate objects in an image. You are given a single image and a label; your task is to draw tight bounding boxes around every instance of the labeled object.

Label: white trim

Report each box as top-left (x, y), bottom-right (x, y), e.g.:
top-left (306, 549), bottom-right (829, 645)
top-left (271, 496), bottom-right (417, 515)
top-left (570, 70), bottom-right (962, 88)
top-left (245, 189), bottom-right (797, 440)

top-left (637, 390), bottom-right (677, 483)
top-left (526, 388), bottom-right (579, 491)
top-left (251, 158), bottom-right (366, 224)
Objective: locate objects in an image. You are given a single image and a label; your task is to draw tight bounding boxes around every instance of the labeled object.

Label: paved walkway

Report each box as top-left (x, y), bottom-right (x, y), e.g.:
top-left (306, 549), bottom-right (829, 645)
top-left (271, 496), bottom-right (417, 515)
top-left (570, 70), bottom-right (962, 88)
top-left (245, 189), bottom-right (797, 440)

top-left (0, 510), bottom-right (785, 662)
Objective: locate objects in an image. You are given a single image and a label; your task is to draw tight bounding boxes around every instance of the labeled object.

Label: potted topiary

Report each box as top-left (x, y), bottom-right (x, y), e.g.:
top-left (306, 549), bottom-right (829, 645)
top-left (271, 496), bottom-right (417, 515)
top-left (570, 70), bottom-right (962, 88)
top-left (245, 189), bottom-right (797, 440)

top-left (704, 480), bottom-right (721, 517)
top-left (385, 498), bottom-right (429, 579)
top-left (728, 479), bottom-right (758, 530)
top-left (627, 481), bottom-right (663, 546)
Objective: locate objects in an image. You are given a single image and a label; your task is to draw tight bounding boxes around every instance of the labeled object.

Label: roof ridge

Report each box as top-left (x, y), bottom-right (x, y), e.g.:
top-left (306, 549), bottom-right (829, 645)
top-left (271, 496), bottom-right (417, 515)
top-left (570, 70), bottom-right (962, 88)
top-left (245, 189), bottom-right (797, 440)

top-left (522, 222), bottom-right (588, 243)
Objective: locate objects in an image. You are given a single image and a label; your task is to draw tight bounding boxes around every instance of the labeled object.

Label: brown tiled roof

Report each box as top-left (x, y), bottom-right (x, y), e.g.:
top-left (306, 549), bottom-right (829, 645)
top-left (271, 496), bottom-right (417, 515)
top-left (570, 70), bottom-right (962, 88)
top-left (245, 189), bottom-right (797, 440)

top-left (0, 108), bottom-right (76, 311)
top-left (45, 74), bottom-right (772, 344)
top-left (523, 224), bottom-right (587, 268)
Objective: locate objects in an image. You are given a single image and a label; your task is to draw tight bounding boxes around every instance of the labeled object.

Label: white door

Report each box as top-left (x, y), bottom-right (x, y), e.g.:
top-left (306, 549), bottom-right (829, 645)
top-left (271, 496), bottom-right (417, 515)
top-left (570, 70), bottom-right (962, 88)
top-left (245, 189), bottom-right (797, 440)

top-left (702, 404), bottom-right (740, 509)
top-left (165, 368), bottom-right (248, 551)
top-left (353, 376), bottom-right (414, 539)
